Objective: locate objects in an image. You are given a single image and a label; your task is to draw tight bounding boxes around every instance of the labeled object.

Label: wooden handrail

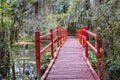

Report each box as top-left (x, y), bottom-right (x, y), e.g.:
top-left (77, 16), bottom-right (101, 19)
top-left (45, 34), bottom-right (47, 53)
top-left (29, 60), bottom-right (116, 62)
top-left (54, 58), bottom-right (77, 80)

top-left (75, 26), bottom-right (102, 80)
top-left (40, 33), bottom-right (51, 39)
top-left (35, 26), bottom-right (68, 79)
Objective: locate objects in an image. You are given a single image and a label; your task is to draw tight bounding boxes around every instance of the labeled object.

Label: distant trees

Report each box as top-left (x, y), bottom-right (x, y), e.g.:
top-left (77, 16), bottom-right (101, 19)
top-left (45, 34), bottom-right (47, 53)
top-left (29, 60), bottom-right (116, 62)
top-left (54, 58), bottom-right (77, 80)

top-left (0, 0), bottom-right (55, 79)
top-left (0, 0), bottom-right (11, 78)
top-left (0, 0), bottom-right (38, 79)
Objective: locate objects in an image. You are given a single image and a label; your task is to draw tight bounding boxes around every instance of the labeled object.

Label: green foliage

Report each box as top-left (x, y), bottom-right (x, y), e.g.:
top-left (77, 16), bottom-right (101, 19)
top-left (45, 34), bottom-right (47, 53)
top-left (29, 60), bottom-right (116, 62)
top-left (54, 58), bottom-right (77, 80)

top-left (41, 55), bottom-right (51, 69)
top-left (41, 51), bottom-right (51, 75)
top-left (0, 1), bottom-right (11, 77)
top-left (115, 43), bottom-right (120, 56)
top-left (0, 0), bottom-right (11, 30)
top-left (109, 65), bottom-right (120, 79)
top-left (88, 50), bottom-right (97, 65)
top-left (51, 0), bottom-right (70, 14)
top-left (105, 58), bottom-right (120, 79)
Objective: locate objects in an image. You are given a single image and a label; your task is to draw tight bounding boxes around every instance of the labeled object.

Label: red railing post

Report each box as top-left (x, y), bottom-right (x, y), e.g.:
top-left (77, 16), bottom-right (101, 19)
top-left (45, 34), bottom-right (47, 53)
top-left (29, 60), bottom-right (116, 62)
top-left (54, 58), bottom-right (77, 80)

top-left (64, 29), bottom-right (67, 40)
top-left (50, 29), bottom-right (54, 58)
top-left (35, 32), bottom-right (41, 79)
top-left (77, 30), bottom-right (78, 38)
top-left (66, 29), bottom-right (68, 39)
top-left (76, 30), bottom-right (78, 38)
top-left (96, 37), bottom-right (102, 79)
top-left (62, 29), bottom-right (64, 41)
top-left (78, 30), bottom-right (80, 43)
top-left (58, 28), bottom-right (60, 45)
top-left (60, 29), bottom-right (62, 45)
top-left (82, 29), bottom-right (84, 47)
top-left (79, 30), bottom-right (81, 44)
top-left (83, 30), bottom-right (85, 45)
top-left (66, 29), bottom-right (67, 40)
top-left (58, 29), bottom-right (60, 45)
top-left (62, 29), bottom-right (64, 42)
top-left (85, 27), bottom-right (88, 58)
top-left (96, 38), bottom-right (101, 59)
top-left (80, 31), bottom-right (82, 44)
top-left (63, 29), bottom-right (65, 41)
top-left (56, 27), bottom-right (59, 47)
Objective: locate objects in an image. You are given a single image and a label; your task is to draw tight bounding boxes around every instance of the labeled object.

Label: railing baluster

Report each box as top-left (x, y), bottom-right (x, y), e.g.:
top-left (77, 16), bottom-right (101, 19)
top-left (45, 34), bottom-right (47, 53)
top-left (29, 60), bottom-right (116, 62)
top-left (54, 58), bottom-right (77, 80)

top-left (50, 29), bottom-right (54, 58)
top-left (35, 32), bottom-right (41, 80)
top-left (63, 29), bottom-right (65, 41)
top-left (82, 29), bottom-right (84, 47)
top-left (96, 37), bottom-right (102, 79)
top-left (85, 27), bottom-right (88, 58)
top-left (79, 30), bottom-right (80, 43)
top-left (56, 27), bottom-right (59, 47)
top-left (66, 29), bottom-right (68, 40)
top-left (62, 29), bottom-right (63, 42)
top-left (65, 29), bottom-right (66, 40)
top-left (60, 29), bottom-right (62, 45)
top-left (61, 29), bottom-right (63, 43)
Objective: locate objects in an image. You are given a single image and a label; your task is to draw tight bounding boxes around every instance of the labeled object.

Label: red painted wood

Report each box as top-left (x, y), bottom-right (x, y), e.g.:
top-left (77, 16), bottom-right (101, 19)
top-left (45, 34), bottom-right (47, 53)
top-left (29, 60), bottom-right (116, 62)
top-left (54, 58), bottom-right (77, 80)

top-left (85, 27), bottom-right (88, 58)
top-left (42, 46), bottom-right (62, 80)
top-left (53, 37), bottom-right (58, 43)
top-left (56, 27), bottom-right (59, 47)
top-left (50, 29), bottom-right (54, 59)
top-left (60, 29), bottom-right (62, 45)
top-left (40, 33), bottom-right (50, 39)
top-left (53, 29), bottom-right (57, 33)
top-left (86, 31), bottom-right (96, 39)
top-left (96, 37), bottom-right (102, 59)
top-left (45, 37), bottom-right (100, 80)
top-left (35, 32), bottom-right (41, 78)
top-left (40, 43), bottom-right (51, 54)
top-left (86, 41), bottom-right (97, 54)
top-left (35, 27), bottom-right (68, 79)
top-left (96, 37), bottom-right (102, 79)
top-left (75, 26), bottom-right (102, 80)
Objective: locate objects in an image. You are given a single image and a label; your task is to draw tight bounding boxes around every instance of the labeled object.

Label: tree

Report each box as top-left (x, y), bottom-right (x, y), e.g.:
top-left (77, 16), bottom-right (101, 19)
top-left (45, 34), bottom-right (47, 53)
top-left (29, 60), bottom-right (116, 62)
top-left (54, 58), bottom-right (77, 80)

top-left (0, 0), bottom-right (11, 78)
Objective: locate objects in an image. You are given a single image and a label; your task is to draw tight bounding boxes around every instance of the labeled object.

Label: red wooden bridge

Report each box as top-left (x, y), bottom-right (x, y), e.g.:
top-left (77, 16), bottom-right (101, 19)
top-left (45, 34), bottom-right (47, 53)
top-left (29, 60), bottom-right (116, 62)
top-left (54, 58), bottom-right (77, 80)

top-left (35, 26), bottom-right (102, 80)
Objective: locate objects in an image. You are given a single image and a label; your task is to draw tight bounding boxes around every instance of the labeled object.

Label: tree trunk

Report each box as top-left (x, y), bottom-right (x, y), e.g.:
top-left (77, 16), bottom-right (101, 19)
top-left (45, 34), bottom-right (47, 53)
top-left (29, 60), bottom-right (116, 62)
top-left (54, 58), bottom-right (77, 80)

top-left (12, 63), bottom-right (16, 80)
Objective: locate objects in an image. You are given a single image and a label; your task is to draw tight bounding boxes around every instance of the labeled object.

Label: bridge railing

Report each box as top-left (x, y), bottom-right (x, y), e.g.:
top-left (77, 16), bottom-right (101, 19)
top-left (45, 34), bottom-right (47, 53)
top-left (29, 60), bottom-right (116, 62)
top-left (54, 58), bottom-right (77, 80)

top-left (75, 26), bottom-right (102, 80)
top-left (35, 26), bottom-right (68, 79)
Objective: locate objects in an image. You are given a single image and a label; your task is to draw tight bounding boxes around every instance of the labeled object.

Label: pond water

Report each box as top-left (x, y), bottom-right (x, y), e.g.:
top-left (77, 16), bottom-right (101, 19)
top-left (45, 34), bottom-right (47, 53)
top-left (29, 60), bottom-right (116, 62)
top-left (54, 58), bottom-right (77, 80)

top-left (10, 41), bottom-right (50, 80)
top-left (10, 43), bottom-right (36, 80)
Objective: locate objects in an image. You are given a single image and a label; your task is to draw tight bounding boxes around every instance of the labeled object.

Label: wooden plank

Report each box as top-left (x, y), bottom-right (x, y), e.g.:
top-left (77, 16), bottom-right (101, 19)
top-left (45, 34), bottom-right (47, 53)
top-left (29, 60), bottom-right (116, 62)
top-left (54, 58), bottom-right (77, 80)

top-left (44, 37), bottom-right (99, 80)
top-left (46, 79), bottom-right (95, 80)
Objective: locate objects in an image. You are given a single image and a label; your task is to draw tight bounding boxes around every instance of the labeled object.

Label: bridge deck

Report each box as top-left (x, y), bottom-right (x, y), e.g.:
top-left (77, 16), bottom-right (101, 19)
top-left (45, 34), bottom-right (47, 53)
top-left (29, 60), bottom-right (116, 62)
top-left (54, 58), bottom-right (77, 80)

top-left (44, 37), bottom-right (99, 80)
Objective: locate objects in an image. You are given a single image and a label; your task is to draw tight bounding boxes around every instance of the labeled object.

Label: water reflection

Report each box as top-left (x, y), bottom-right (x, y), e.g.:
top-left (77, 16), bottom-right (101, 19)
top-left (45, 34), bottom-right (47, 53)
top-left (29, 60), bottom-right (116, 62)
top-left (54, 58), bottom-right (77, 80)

top-left (10, 43), bottom-right (37, 80)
